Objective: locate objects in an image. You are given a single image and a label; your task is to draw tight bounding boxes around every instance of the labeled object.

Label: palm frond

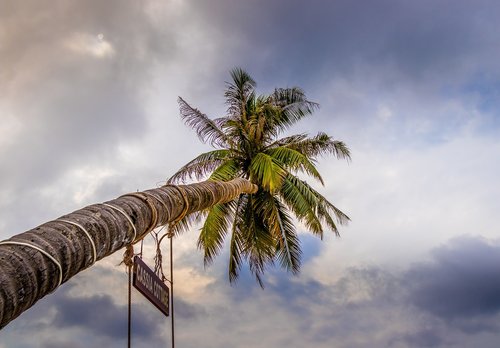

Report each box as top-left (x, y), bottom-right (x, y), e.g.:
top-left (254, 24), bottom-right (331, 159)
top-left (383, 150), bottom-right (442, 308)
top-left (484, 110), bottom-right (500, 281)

top-left (228, 194), bottom-right (247, 283)
top-left (284, 175), bottom-right (350, 238)
top-left (256, 192), bottom-right (301, 274)
top-left (249, 152), bottom-right (287, 192)
top-left (225, 67), bottom-right (256, 119)
top-left (280, 175), bottom-right (323, 235)
top-left (242, 193), bottom-right (276, 287)
top-left (300, 132), bottom-right (350, 160)
top-left (270, 132), bottom-right (351, 161)
top-left (299, 178), bottom-right (350, 225)
top-left (316, 191), bottom-right (351, 226)
top-left (274, 203), bottom-right (301, 274)
top-left (265, 146), bottom-right (324, 185)
top-left (210, 159), bottom-right (242, 182)
top-left (178, 97), bottom-right (229, 147)
top-left (269, 87), bottom-right (319, 131)
top-left (168, 149), bottom-right (232, 183)
top-left (168, 211), bottom-right (199, 235)
top-left (197, 200), bottom-right (236, 266)
top-left (267, 133), bottom-right (308, 148)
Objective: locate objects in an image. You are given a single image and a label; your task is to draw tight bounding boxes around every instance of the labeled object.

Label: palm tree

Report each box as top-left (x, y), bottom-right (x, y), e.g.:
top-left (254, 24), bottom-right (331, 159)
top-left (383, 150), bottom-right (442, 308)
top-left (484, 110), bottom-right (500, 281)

top-left (0, 178), bottom-right (257, 328)
top-left (168, 68), bottom-right (350, 286)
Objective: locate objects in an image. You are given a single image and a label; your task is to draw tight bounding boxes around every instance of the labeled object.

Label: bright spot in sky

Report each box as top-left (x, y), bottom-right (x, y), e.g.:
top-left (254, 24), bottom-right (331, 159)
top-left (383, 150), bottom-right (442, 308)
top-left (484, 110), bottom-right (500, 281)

top-left (64, 32), bottom-right (114, 58)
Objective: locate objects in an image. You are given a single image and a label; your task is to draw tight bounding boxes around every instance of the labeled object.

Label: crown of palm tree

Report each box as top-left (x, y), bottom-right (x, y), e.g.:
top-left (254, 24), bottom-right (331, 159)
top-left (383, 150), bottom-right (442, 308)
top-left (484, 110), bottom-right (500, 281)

top-left (168, 68), bottom-right (350, 286)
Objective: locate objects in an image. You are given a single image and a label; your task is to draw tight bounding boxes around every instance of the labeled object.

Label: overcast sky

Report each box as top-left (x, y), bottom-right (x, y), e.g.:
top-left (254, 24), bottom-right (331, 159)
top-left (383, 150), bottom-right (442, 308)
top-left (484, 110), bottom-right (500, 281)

top-left (1, 1), bottom-right (500, 347)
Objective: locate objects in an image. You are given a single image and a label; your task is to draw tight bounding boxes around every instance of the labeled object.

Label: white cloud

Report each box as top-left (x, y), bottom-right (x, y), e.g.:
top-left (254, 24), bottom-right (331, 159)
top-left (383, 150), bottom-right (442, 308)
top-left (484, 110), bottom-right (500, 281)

top-left (64, 32), bottom-right (115, 58)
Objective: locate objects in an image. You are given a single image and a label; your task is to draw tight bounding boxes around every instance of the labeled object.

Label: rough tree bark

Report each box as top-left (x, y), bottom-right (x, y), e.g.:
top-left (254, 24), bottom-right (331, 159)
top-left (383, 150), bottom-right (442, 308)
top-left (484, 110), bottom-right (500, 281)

top-left (0, 178), bottom-right (257, 329)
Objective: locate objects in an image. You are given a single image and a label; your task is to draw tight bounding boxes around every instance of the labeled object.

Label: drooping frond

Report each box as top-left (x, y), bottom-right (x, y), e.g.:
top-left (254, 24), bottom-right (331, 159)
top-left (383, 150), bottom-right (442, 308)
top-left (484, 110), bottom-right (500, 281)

top-left (307, 182), bottom-right (351, 228)
top-left (168, 149), bottom-right (232, 183)
top-left (178, 97), bottom-right (230, 147)
top-left (265, 146), bottom-right (324, 185)
top-left (197, 200), bottom-right (236, 266)
top-left (228, 194), bottom-right (247, 283)
top-left (240, 193), bottom-right (276, 287)
top-left (274, 202), bottom-right (301, 274)
top-left (280, 175), bottom-right (323, 236)
top-left (256, 192), bottom-right (301, 274)
top-left (283, 175), bottom-right (350, 237)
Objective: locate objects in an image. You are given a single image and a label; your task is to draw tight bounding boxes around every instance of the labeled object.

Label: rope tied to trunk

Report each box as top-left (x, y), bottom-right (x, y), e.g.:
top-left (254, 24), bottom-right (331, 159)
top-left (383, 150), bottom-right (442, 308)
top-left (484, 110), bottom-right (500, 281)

top-left (59, 219), bottom-right (97, 264)
top-left (122, 244), bottom-right (135, 268)
top-left (107, 193), bottom-right (159, 268)
top-left (0, 241), bottom-right (63, 289)
top-left (150, 184), bottom-right (190, 280)
top-left (102, 203), bottom-right (137, 243)
top-left (164, 184), bottom-right (190, 237)
top-left (120, 192), bottom-right (159, 241)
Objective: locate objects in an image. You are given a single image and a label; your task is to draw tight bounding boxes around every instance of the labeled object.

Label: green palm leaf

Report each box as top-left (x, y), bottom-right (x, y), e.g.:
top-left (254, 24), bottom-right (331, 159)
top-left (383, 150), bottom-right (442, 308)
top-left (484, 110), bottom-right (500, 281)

top-left (242, 194), bottom-right (275, 287)
top-left (274, 203), bottom-right (301, 274)
top-left (168, 149), bottom-right (232, 183)
top-left (198, 200), bottom-right (236, 266)
top-left (265, 146), bottom-right (324, 185)
top-left (249, 152), bottom-right (287, 192)
top-left (210, 159), bottom-right (242, 181)
top-left (280, 175), bottom-right (323, 235)
top-left (228, 194), bottom-right (247, 283)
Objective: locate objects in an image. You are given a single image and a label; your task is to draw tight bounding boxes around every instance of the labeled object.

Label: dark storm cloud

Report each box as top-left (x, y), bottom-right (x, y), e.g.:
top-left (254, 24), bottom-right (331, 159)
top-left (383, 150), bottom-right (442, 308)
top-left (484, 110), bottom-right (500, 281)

top-left (198, 235), bottom-right (500, 347)
top-left (192, 0), bottom-right (500, 87)
top-left (53, 291), bottom-right (153, 339)
top-left (405, 236), bottom-right (500, 325)
top-left (175, 298), bottom-right (206, 320)
top-left (394, 328), bottom-right (445, 348)
top-left (0, 266), bottom-right (167, 347)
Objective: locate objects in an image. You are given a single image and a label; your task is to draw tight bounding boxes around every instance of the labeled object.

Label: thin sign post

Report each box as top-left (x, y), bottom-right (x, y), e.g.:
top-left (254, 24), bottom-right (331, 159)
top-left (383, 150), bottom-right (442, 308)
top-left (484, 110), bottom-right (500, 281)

top-left (133, 256), bottom-right (169, 317)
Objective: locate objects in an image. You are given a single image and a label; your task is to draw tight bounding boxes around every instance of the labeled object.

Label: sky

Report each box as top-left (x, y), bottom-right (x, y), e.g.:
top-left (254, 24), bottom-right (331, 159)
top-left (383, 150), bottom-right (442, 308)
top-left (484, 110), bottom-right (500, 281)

top-left (1, 0), bottom-right (500, 347)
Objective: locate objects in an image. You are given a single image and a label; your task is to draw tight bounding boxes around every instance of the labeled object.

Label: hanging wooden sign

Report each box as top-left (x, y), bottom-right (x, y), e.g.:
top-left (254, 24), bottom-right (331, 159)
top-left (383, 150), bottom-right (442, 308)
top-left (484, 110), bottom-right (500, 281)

top-left (133, 256), bottom-right (169, 317)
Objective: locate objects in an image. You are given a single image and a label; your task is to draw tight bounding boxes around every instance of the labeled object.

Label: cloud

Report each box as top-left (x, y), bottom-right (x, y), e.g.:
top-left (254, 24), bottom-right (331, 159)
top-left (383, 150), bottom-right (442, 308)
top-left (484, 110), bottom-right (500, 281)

top-left (190, 0), bottom-right (500, 85)
top-left (0, 0), bottom-right (177, 234)
top-left (172, 235), bottom-right (500, 347)
top-left (53, 290), bottom-right (152, 339)
top-left (394, 328), bottom-right (445, 348)
top-left (0, 267), bottom-right (167, 347)
top-left (406, 236), bottom-right (500, 326)
top-left (3, 235), bottom-right (500, 348)
top-left (64, 33), bottom-right (115, 58)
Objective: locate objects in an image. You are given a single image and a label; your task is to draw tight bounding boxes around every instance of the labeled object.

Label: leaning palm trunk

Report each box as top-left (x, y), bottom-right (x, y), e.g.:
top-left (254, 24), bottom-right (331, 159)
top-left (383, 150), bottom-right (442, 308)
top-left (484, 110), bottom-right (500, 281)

top-left (0, 178), bottom-right (257, 329)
